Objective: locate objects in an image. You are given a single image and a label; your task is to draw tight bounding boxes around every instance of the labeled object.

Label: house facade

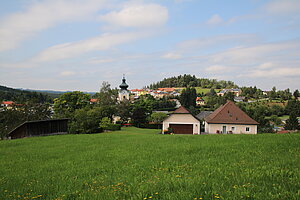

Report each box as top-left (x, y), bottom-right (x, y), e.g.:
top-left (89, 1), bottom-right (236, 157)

top-left (217, 89), bottom-right (242, 97)
top-left (162, 106), bottom-right (200, 134)
top-left (204, 101), bottom-right (259, 134)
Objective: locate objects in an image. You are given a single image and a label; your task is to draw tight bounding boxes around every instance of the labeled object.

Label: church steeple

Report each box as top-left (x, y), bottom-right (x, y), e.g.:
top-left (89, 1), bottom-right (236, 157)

top-left (118, 75), bottom-right (130, 101)
top-left (119, 74), bottom-right (128, 90)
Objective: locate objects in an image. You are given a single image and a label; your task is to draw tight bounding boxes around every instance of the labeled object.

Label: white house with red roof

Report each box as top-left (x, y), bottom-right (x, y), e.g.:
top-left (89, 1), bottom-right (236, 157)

top-left (1, 101), bottom-right (14, 107)
top-left (162, 106), bottom-right (200, 134)
top-left (204, 101), bottom-right (259, 134)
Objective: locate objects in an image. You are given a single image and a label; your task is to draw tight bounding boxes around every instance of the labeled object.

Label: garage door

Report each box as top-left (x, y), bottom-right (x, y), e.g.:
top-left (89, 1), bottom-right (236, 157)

top-left (169, 124), bottom-right (193, 134)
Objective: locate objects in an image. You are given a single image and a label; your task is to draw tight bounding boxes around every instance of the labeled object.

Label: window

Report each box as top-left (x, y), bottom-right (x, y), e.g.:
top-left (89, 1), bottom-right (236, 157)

top-left (231, 127), bottom-right (235, 131)
top-left (246, 127), bottom-right (250, 132)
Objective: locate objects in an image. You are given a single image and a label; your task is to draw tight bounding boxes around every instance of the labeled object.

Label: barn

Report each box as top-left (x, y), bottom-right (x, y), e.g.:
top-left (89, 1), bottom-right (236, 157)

top-left (8, 119), bottom-right (69, 139)
top-left (162, 106), bottom-right (200, 134)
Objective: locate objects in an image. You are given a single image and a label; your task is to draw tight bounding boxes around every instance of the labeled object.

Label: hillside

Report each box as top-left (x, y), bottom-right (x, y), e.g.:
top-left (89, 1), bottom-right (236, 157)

top-left (147, 74), bottom-right (238, 89)
top-left (0, 127), bottom-right (299, 199)
top-left (0, 85), bottom-right (60, 103)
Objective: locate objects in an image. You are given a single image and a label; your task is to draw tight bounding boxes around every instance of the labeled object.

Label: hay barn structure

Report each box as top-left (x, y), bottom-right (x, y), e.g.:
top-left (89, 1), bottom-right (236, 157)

top-left (8, 119), bottom-right (68, 139)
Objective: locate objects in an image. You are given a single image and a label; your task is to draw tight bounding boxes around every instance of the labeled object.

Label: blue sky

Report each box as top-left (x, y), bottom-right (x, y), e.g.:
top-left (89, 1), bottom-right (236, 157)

top-left (0, 0), bottom-right (300, 92)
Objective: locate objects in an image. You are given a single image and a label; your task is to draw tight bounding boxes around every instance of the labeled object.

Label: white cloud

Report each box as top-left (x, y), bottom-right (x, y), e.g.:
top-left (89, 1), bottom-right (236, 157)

top-left (162, 52), bottom-right (181, 59)
top-left (177, 34), bottom-right (260, 51)
top-left (206, 14), bottom-right (223, 26)
top-left (32, 31), bottom-right (156, 62)
top-left (59, 71), bottom-right (76, 77)
top-left (206, 40), bottom-right (300, 65)
top-left (99, 3), bottom-right (168, 28)
top-left (256, 62), bottom-right (274, 70)
top-left (0, 0), bottom-right (109, 52)
top-left (88, 58), bottom-right (116, 64)
top-left (246, 67), bottom-right (300, 78)
top-left (265, 0), bottom-right (300, 15)
top-left (205, 65), bottom-right (230, 73)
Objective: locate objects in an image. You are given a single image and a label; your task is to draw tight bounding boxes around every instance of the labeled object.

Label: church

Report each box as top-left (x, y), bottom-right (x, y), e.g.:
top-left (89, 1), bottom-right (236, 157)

top-left (118, 75), bottom-right (130, 101)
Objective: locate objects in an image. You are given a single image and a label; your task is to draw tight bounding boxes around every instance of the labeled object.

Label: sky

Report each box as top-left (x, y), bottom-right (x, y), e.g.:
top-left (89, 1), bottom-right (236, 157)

top-left (0, 0), bottom-right (300, 92)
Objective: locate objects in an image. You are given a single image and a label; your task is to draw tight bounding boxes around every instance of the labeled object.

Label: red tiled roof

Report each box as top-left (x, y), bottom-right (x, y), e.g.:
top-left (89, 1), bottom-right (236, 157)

top-left (2, 101), bottom-right (14, 105)
top-left (205, 101), bottom-right (259, 125)
top-left (90, 99), bottom-right (98, 103)
top-left (196, 97), bottom-right (204, 101)
top-left (173, 106), bottom-right (190, 114)
top-left (158, 88), bottom-right (175, 92)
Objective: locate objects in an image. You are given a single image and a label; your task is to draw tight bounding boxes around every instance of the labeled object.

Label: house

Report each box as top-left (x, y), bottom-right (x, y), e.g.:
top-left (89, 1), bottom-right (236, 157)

top-left (234, 96), bottom-right (245, 102)
top-left (217, 89), bottom-right (242, 97)
top-left (204, 101), bottom-right (259, 134)
top-left (196, 111), bottom-right (213, 121)
top-left (162, 106), bottom-right (200, 134)
top-left (1, 101), bottom-right (14, 107)
top-left (90, 99), bottom-right (98, 104)
top-left (8, 119), bottom-right (69, 139)
top-left (196, 97), bottom-right (205, 106)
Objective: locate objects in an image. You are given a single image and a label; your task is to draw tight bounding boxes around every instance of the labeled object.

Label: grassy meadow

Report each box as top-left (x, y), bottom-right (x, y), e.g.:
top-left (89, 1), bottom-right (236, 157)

top-left (1, 127), bottom-right (300, 200)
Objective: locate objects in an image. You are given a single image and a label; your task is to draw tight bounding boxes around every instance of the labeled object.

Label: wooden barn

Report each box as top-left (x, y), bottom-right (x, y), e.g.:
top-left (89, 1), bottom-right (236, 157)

top-left (8, 119), bottom-right (69, 139)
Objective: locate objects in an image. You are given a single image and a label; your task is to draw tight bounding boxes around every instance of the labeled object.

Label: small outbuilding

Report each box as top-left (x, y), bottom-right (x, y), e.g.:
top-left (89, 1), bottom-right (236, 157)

top-left (204, 101), bottom-right (259, 134)
top-left (162, 106), bottom-right (200, 134)
top-left (8, 119), bottom-right (69, 139)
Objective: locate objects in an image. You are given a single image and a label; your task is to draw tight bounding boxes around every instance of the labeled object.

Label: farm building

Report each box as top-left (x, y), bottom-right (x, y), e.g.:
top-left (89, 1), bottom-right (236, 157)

top-left (162, 106), bottom-right (200, 134)
top-left (8, 119), bottom-right (69, 139)
top-left (204, 101), bottom-right (259, 134)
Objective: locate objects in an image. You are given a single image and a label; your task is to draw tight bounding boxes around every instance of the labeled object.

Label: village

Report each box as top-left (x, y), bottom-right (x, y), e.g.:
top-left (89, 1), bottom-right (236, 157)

top-left (1, 0), bottom-right (300, 199)
top-left (1, 75), bottom-right (299, 139)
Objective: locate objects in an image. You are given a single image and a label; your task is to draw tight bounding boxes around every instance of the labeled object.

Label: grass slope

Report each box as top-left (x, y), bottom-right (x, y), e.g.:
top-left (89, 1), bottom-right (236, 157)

top-left (195, 87), bottom-right (221, 95)
top-left (0, 128), bottom-right (300, 200)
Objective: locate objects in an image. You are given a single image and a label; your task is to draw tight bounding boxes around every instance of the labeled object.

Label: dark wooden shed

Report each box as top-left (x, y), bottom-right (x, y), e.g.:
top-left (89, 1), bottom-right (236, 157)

top-left (8, 119), bottom-right (68, 139)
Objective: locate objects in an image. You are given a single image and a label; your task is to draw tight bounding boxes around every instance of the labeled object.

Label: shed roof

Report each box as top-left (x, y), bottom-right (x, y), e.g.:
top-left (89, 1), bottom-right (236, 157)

top-left (196, 111), bottom-right (213, 120)
top-left (205, 101), bottom-right (259, 125)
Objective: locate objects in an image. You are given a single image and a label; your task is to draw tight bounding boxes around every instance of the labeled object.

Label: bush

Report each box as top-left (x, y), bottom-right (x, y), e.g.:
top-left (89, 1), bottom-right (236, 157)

top-left (100, 117), bottom-right (121, 131)
top-left (134, 123), bottom-right (162, 129)
top-left (106, 124), bottom-right (121, 131)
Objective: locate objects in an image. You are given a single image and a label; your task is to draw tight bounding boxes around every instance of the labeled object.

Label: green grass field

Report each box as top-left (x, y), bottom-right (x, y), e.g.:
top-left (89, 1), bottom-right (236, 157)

top-left (195, 87), bottom-right (221, 95)
top-left (1, 127), bottom-right (300, 200)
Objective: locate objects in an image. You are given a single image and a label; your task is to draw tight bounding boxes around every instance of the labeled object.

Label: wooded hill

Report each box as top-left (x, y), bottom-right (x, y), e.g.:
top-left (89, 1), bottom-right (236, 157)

top-left (0, 85), bottom-right (54, 103)
top-left (147, 74), bottom-right (238, 89)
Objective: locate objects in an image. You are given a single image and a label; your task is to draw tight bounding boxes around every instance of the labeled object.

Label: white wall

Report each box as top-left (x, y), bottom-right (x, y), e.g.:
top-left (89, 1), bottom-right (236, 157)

top-left (205, 122), bottom-right (257, 134)
top-left (162, 114), bottom-right (200, 134)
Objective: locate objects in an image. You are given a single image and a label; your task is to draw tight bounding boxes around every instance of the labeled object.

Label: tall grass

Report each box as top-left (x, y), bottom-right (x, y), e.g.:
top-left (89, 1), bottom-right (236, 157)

top-left (0, 127), bottom-right (299, 199)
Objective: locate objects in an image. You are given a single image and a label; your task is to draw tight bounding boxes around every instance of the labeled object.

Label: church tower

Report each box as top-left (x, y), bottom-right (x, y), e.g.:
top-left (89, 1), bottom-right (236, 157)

top-left (118, 75), bottom-right (130, 101)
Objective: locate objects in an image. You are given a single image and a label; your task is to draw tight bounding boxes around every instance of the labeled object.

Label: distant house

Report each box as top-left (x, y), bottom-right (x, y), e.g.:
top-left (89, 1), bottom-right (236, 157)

top-left (234, 96), bottom-right (245, 102)
top-left (1, 101), bottom-right (14, 108)
top-left (196, 111), bottom-right (213, 121)
top-left (204, 101), bottom-right (259, 134)
top-left (90, 99), bottom-right (98, 104)
top-left (162, 106), bottom-right (200, 134)
top-left (196, 97), bottom-right (205, 106)
top-left (8, 119), bottom-right (69, 139)
top-left (217, 89), bottom-right (242, 97)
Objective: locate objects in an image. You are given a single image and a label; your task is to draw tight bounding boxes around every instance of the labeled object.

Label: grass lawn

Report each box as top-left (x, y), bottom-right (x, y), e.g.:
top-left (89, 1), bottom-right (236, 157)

top-left (1, 127), bottom-right (300, 199)
top-left (194, 87), bottom-right (221, 95)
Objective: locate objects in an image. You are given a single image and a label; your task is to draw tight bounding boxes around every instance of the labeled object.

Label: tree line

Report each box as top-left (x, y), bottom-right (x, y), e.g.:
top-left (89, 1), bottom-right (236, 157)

top-left (147, 74), bottom-right (237, 89)
top-left (0, 85), bottom-right (53, 104)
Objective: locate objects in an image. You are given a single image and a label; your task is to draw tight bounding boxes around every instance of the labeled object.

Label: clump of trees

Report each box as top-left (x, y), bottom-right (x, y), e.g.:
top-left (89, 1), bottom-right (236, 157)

top-left (148, 74), bottom-right (237, 89)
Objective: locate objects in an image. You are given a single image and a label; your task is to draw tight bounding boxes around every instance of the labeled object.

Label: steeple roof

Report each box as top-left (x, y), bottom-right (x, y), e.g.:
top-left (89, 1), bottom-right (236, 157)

top-left (205, 101), bottom-right (259, 125)
top-left (119, 75), bottom-right (128, 90)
